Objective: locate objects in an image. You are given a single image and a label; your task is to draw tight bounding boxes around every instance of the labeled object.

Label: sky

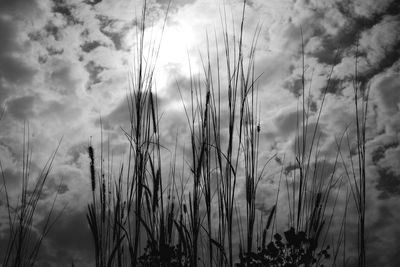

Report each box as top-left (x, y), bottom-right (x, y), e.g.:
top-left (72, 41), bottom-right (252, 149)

top-left (0, 0), bottom-right (399, 266)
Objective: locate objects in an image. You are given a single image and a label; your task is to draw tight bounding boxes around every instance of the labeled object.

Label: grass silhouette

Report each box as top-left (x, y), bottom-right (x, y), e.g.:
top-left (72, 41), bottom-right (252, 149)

top-left (0, 125), bottom-right (63, 267)
top-left (85, 1), bottom-right (367, 266)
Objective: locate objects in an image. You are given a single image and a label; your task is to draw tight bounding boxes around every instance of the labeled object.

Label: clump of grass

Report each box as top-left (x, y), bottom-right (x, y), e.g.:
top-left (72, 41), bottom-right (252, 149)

top-left (352, 44), bottom-right (368, 267)
top-left (175, 1), bottom-right (268, 264)
top-left (86, 140), bottom-right (128, 267)
top-left (86, 1), bottom-right (173, 266)
top-left (237, 32), bottom-right (351, 267)
top-left (0, 124), bottom-right (63, 267)
top-left (339, 43), bottom-right (369, 267)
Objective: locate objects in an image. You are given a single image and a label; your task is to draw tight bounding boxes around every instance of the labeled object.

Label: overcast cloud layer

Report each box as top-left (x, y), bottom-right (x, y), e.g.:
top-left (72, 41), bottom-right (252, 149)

top-left (0, 0), bottom-right (399, 266)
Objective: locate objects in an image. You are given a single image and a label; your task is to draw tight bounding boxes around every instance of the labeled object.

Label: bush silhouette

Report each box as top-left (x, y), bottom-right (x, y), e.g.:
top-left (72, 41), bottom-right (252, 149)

top-left (238, 227), bottom-right (330, 267)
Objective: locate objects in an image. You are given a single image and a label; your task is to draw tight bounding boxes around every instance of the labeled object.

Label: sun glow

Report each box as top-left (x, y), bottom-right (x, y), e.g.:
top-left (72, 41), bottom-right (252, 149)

top-left (154, 22), bottom-right (198, 96)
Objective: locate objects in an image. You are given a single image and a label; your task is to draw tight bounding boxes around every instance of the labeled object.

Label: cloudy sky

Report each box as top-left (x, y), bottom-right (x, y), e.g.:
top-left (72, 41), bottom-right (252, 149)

top-left (0, 0), bottom-right (399, 266)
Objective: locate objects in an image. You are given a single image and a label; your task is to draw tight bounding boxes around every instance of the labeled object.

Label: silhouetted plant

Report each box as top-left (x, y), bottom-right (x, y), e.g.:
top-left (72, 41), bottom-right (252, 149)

top-left (238, 227), bottom-right (330, 267)
top-left (0, 126), bottom-right (63, 267)
top-left (137, 240), bottom-right (190, 267)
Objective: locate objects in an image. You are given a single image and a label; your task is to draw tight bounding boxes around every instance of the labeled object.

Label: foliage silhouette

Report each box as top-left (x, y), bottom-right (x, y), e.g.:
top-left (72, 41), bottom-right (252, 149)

top-left (238, 227), bottom-right (330, 266)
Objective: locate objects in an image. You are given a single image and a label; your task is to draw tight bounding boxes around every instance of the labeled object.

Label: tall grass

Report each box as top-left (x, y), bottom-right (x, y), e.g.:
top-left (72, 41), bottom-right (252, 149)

top-left (338, 43), bottom-right (368, 267)
top-left (234, 34), bottom-right (350, 267)
top-left (86, 1), bottom-right (367, 266)
top-left (0, 125), bottom-right (62, 267)
top-left (175, 2), bottom-right (269, 265)
top-left (86, 1), bottom-right (175, 266)
top-left (352, 44), bottom-right (368, 267)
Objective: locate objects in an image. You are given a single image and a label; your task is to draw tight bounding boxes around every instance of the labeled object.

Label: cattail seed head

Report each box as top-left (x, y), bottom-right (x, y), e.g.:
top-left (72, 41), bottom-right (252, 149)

top-left (88, 145), bottom-right (96, 191)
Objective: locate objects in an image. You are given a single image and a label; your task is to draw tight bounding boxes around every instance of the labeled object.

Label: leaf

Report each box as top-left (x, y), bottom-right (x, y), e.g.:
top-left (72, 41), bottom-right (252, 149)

top-left (284, 227), bottom-right (296, 245)
top-left (274, 233), bottom-right (282, 242)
